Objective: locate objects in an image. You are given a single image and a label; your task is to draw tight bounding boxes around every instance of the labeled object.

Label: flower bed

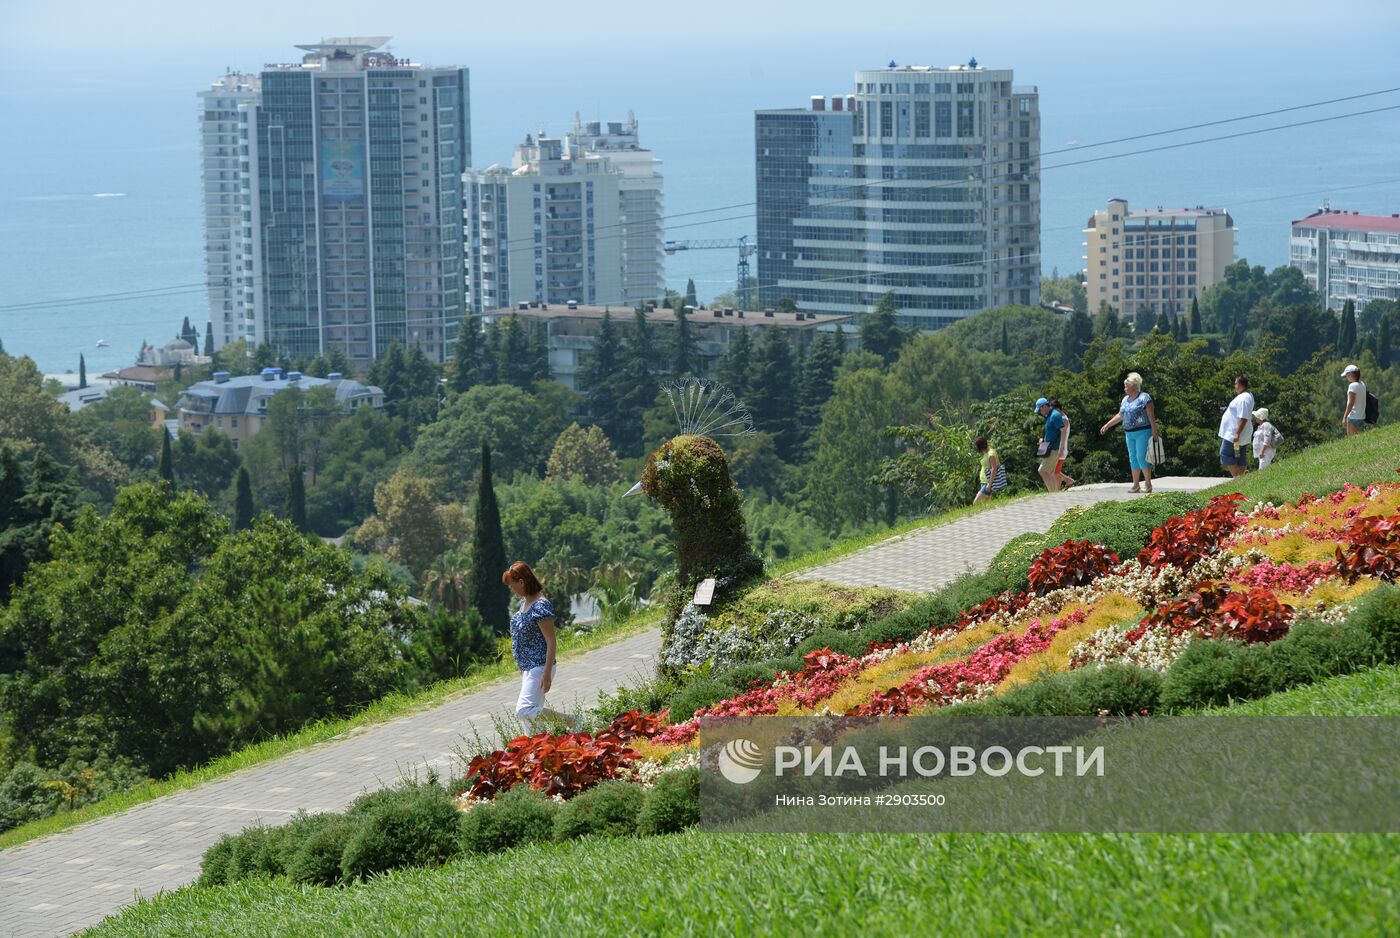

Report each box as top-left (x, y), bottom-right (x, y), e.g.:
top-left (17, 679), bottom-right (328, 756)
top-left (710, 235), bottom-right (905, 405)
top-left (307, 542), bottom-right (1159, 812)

top-left (454, 482), bottom-right (1400, 805)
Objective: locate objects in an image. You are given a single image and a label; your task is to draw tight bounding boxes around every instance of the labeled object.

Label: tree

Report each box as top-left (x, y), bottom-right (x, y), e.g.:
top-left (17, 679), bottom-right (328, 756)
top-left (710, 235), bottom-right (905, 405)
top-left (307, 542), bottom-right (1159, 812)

top-left (717, 325), bottom-right (754, 401)
top-left (1190, 296), bottom-right (1203, 335)
top-left (204, 322), bottom-right (215, 357)
top-left (1154, 310), bottom-right (1171, 334)
top-left (498, 315), bottom-right (532, 389)
top-left (670, 306), bottom-right (698, 378)
top-left (172, 429), bottom-right (239, 497)
top-left (1060, 309), bottom-right (1094, 368)
top-left (529, 320), bottom-right (550, 380)
top-left (466, 443), bottom-right (510, 634)
top-left (614, 308), bottom-right (657, 456)
top-left (545, 423), bottom-right (620, 486)
top-left (173, 361), bottom-right (182, 383)
top-left (0, 448), bottom-right (78, 607)
top-left (78, 354), bottom-right (87, 390)
top-left (873, 418), bottom-right (978, 513)
top-left (408, 607), bottom-right (494, 682)
top-left (862, 292), bottom-right (906, 364)
top-left (158, 431), bottom-right (174, 485)
top-left (1093, 301), bottom-right (1126, 341)
top-left (808, 368), bottom-right (914, 530)
top-left (1000, 320), bottom-right (1011, 356)
top-left (684, 279), bottom-right (698, 309)
top-left (349, 468), bottom-right (469, 581)
top-left (1338, 299), bottom-right (1358, 357)
top-left (799, 330), bottom-right (841, 447)
top-left (580, 310), bottom-right (624, 443)
top-left (233, 467), bottom-right (255, 530)
top-left (447, 314), bottom-right (483, 394)
top-left (285, 465), bottom-right (307, 530)
top-left (750, 327), bottom-right (800, 460)
top-left (479, 320), bottom-right (501, 386)
top-left (1380, 312), bottom-right (1394, 370)
top-left (1039, 271), bottom-right (1087, 313)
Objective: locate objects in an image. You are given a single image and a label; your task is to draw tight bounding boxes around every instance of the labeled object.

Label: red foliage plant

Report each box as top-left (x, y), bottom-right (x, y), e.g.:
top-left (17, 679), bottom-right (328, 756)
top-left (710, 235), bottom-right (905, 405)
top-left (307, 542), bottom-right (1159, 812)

top-left (1027, 540), bottom-right (1120, 595)
top-left (1137, 494), bottom-right (1247, 569)
top-left (1130, 582), bottom-right (1293, 644)
top-left (1335, 513), bottom-right (1400, 583)
top-left (462, 710), bottom-right (663, 800)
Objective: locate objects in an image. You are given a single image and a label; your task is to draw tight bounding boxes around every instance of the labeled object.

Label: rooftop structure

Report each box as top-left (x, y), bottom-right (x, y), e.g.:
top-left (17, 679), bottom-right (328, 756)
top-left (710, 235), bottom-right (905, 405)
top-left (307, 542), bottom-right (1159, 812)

top-left (173, 369), bottom-right (384, 444)
top-left (1290, 207), bottom-right (1400, 312)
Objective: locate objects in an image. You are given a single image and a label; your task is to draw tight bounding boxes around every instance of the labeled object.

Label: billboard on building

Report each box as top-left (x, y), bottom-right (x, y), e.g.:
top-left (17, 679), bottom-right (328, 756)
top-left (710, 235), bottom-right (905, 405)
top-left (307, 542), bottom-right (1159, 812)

top-left (321, 140), bottom-right (364, 201)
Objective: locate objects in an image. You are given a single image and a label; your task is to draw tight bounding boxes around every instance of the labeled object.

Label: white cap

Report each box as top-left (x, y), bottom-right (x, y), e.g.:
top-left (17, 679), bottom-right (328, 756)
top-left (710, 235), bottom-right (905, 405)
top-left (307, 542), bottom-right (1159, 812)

top-left (1341, 364), bottom-right (1359, 376)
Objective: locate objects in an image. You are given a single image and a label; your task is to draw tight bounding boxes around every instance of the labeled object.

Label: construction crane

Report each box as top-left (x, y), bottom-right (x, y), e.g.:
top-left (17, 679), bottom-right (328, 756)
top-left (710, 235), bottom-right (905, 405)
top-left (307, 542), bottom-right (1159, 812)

top-left (663, 235), bottom-right (756, 311)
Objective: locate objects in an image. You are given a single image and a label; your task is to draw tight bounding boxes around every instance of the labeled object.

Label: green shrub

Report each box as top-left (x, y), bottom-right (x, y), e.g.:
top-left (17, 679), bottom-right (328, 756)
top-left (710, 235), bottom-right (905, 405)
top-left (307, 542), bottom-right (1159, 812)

top-left (553, 780), bottom-right (646, 840)
top-left (339, 784), bottom-right (461, 881)
top-left (0, 763), bottom-right (63, 835)
top-left (215, 825), bottom-right (290, 883)
top-left (594, 675), bottom-right (681, 724)
top-left (197, 834), bottom-right (238, 887)
top-left (718, 661), bottom-right (786, 694)
top-left (1262, 619), bottom-right (1379, 690)
top-left (281, 813), bottom-right (355, 887)
top-left (795, 628), bottom-right (865, 658)
top-left (636, 768), bottom-right (700, 835)
top-left (1349, 584), bottom-right (1400, 663)
top-left (1159, 640), bottom-right (1263, 711)
top-left (1046, 493), bottom-right (1202, 559)
top-left (458, 785), bottom-right (558, 855)
top-left (950, 664), bottom-right (1161, 717)
top-left (665, 678), bottom-right (732, 722)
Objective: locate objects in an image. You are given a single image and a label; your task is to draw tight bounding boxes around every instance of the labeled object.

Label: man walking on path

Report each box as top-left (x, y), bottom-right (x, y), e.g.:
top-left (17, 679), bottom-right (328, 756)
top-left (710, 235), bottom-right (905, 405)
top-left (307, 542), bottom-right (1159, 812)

top-left (1341, 364), bottom-right (1368, 435)
top-left (1219, 374), bottom-right (1254, 478)
top-left (1035, 397), bottom-right (1067, 492)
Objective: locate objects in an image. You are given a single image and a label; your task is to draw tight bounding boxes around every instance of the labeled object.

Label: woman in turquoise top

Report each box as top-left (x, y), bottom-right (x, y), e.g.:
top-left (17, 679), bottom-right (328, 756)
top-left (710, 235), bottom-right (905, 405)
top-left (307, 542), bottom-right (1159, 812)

top-left (1099, 371), bottom-right (1159, 493)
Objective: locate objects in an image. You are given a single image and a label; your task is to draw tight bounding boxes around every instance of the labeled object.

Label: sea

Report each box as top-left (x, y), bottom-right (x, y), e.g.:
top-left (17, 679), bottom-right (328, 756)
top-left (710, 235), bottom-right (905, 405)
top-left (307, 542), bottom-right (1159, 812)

top-left (3, 32), bottom-right (1399, 376)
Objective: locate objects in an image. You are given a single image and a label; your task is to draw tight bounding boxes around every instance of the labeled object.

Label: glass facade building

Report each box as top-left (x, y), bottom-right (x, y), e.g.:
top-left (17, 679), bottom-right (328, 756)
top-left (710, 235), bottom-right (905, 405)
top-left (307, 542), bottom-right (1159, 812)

top-left (201, 38), bottom-right (470, 366)
top-left (755, 64), bottom-right (1040, 330)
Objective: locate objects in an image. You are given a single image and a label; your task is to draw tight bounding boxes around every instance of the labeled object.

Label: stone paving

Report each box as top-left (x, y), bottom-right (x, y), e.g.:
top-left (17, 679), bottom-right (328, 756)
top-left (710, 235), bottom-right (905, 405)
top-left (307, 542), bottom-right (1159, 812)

top-left (0, 476), bottom-right (1218, 936)
top-left (794, 478), bottom-right (1218, 593)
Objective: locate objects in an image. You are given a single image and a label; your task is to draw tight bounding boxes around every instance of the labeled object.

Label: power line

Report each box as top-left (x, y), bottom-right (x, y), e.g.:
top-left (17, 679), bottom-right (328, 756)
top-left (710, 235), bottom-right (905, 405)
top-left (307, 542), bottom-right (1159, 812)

top-left (4, 90), bottom-right (1398, 315)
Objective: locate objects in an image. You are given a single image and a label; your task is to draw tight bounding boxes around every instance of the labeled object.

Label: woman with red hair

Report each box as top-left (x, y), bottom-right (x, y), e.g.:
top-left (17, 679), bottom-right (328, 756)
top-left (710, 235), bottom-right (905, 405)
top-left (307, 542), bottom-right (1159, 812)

top-left (502, 561), bottom-right (564, 725)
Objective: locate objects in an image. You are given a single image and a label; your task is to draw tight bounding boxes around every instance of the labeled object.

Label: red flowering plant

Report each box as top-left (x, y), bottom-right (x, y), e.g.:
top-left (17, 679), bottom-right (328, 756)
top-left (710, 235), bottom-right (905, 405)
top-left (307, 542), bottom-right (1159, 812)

top-left (1335, 513), bottom-right (1400, 583)
top-left (1026, 540), bottom-right (1120, 595)
top-left (1137, 493), bottom-right (1246, 569)
top-left (954, 590), bottom-right (1031, 629)
top-left (1232, 559), bottom-right (1339, 594)
top-left (461, 709), bottom-right (664, 800)
top-left (1214, 588), bottom-right (1295, 643)
top-left (1128, 583), bottom-right (1230, 641)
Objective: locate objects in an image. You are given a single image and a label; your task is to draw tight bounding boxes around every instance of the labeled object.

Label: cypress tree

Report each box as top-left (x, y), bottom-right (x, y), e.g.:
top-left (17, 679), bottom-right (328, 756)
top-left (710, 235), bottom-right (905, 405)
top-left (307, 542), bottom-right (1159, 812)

top-left (751, 327), bottom-right (799, 460)
top-left (1338, 299), bottom-right (1357, 356)
top-left (158, 432), bottom-right (174, 485)
top-left (684, 278), bottom-right (698, 309)
top-left (670, 306), bottom-right (697, 378)
top-left (614, 308), bottom-right (656, 456)
top-left (1154, 310), bottom-right (1170, 334)
top-left (204, 321), bottom-right (215, 357)
top-left (799, 330), bottom-right (841, 448)
top-left (718, 326), bottom-right (753, 400)
top-left (285, 465), bottom-right (306, 530)
top-left (480, 320), bottom-right (501, 385)
top-left (467, 443), bottom-right (510, 635)
top-left (580, 310), bottom-right (624, 442)
top-left (862, 292), bottom-right (903, 364)
top-left (181, 316), bottom-right (192, 346)
top-left (173, 360), bottom-right (182, 382)
top-left (500, 315), bottom-right (531, 388)
top-left (1379, 313), bottom-right (1394, 369)
top-left (1000, 320), bottom-right (1011, 356)
top-left (1189, 296), bottom-right (1202, 334)
top-left (233, 466), bottom-right (255, 531)
top-left (1227, 321), bottom-right (1242, 351)
top-left (1061, 309), bottom-right (1093, 369)
top-left (528, 320), bottom-right (550, 381)
top-left (78, 354), bottom-right (87, 390)
top-left (447, 314), bottom-right (482, 394)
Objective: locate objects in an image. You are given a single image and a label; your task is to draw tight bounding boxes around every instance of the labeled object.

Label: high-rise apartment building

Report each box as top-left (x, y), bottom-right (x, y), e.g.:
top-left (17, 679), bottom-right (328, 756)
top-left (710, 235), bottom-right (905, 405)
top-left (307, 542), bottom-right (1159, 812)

top-left (755, 63), bottom-right (1040, 329)
top-left (198, 37), bottom-right (470, 366)
top-left (199, 72), bottom-right (262, 350)
top-left (1289, 206), bottom-right (1400, 312)
top-left (1083, 199), bottom-right (1236, 322)
top-left (466, 118), bottom-right (663, 312)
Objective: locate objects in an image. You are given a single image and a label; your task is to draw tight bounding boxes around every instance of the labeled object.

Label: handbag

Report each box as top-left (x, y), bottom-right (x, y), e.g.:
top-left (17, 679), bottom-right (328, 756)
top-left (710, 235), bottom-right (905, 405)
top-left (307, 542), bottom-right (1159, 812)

top-left (1147, 433), bottom-right (1166, 467)
top-left (1035, 440), bottom-right (1050, 457)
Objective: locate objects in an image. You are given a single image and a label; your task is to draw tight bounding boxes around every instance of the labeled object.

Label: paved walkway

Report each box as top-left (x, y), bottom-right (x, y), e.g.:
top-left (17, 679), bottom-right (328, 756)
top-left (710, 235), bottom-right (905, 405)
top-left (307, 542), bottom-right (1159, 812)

top-left (0, 476), bottom-right (1218, 936)
top-left (794, 478), bottom-right (1218, 592)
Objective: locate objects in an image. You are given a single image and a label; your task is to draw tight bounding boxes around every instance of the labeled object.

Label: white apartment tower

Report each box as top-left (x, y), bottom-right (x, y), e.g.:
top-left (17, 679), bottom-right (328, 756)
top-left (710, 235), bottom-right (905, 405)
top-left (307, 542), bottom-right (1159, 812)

top-left (466, 118), bottom-right (662, 312)
top-left (1290, 206), bottom-right (1400, 312)
top-left (197, 38), bottom-right (471, 365)
top-left (756, 62), bottom-right (1040, 329)
top-left (199, 72), bottom-right (262, 350)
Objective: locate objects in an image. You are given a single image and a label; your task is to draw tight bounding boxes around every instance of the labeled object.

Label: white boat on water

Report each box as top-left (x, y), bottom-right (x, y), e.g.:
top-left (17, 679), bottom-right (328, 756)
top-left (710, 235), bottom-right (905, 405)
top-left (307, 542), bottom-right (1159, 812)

top-left (95, 339), bottom-right (109, 348)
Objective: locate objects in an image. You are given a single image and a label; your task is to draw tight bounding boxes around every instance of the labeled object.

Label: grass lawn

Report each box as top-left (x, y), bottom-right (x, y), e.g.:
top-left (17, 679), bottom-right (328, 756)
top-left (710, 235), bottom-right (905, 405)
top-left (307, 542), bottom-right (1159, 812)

top-left (0, 610), bottom-right (657, 852)
top-left (88, 667), bottom-right (1400, 938)
top-left (1203, 420), bottom-right (1400, 504)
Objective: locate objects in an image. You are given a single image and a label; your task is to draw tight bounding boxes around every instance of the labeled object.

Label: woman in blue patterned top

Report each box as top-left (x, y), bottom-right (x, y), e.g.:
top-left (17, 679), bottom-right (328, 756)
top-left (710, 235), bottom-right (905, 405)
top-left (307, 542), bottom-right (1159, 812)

top-left (1098, 371), bottom-right (1159, 493)
top-left (503, 561), bottom-right (564, 725)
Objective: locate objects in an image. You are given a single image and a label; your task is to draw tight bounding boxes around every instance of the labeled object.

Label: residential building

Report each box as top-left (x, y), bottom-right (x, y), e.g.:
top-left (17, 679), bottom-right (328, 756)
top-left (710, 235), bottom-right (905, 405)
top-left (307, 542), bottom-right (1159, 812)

top-left (1289, 206), bottom-right (1400, 312)
top-left (199, 71), bottom-right (262, 351)
top-left (173, 369), bottom-right (384, 445)
top-left (198, 38), bottom-right (470, 366)
top-left (99, 365), bottom-right (163, 392)
top-left (1083, 199), bottom-right (1236, 322)
top-left (57, 387), bottom-right (110, 412)
top-left (466, 117), bottom-right (664, 313)
top-left (137, 337), bottom-right (210, 367)
top-left (487, 303), bottom-right (850, 390)
top-left (755, 62), bottom-right (1040, 330)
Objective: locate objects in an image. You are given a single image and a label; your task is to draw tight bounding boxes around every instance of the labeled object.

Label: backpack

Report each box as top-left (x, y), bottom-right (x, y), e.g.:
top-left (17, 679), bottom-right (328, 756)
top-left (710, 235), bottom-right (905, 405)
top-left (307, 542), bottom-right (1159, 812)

top-left (1365, 391), bottom-right (1379, 425)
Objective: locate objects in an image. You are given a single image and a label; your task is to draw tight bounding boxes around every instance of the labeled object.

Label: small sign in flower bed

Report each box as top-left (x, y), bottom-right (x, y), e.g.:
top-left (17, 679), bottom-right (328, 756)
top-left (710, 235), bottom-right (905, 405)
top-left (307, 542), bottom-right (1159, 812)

top-left (454, 483), bottom-right (1400, 803)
